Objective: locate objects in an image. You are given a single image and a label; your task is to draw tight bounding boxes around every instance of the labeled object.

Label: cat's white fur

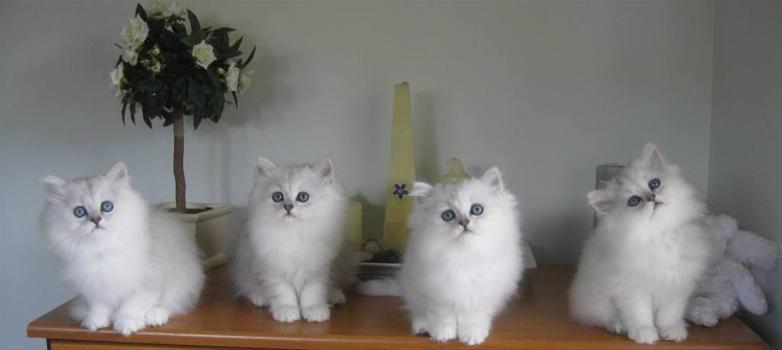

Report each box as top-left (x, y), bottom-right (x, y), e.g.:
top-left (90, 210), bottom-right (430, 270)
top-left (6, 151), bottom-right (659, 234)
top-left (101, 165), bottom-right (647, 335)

top-left (569, 144), bottom-right (721, 344)
top-left (41, 162), bottom-right (204, 335)
top-left (399, 167), bottom-right (523, 345)
top-left (231, 157), bottom-right (353, 323)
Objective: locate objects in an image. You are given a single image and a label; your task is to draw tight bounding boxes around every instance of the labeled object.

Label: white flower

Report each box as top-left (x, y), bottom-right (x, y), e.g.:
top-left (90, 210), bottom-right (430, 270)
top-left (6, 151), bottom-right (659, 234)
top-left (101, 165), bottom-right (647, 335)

top-left (224, 63), bottom-right (241, 92)
top-left (119, 15), bottom-right (149, 49)
top-left (109, 63), bottom-right (124, 86)
top-left (115, 87), bottom-right (127, 98)
top-left (192, 41), bottom-right (216, 69)
top-left (121, 48), bottom-right (139, 65)
top-left (149, 0), bottom-right (187, 19)
top-left (145, 59), bottom-right (162, 73)
top-left (109, 64), bottom-right (126, 98)
top-left (165, 1), bottom-right (187, 18)
top-left (238, 69), bottom-right (254, 94)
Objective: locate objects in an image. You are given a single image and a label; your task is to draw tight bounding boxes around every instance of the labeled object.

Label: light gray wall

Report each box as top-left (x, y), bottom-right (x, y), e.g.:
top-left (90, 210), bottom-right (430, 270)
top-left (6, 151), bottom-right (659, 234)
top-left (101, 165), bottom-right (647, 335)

top-left (708, 0), bottom-right (782, 348)
top-left (0, 1), bottom-right (717, 349)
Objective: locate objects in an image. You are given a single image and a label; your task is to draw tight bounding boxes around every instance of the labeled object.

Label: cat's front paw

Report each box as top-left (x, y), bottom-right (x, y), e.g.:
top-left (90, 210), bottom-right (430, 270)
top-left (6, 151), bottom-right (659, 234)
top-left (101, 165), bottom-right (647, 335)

top-left (627, 326), bottom-right (659, 344)
top-left (144, 307), bottom-right (170, 327)
top-left (428, 323), bottom-right (457, 342)
top-left (248, 293), bottom-right (266, 307)
top-left (270, 305), bottom-right (301, 323)
top-left (458, 325), bottom-right (490, 345)
top-left (660, 324), bottom-right (688, 342)
top-left (302, 304), bottom-right (331, 322)
top-left (80, 312), bottom-right (110, 331)
top-left (411, 318), bottom-right (428, 335)
top-left (606, 322), bottom-right (626, 334)
top-left (689, 303), bottom-right (719, 327)
top-left (113, 314), bottom-right (147, 336)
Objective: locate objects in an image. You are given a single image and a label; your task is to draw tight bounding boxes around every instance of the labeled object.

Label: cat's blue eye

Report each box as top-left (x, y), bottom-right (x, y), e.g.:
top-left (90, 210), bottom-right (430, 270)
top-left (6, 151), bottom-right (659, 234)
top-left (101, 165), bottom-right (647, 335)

top-left (296, 192), bottom-right (310, 203)
top-left (73, 206), bottom-right (87, 218)
top-left (470, 204), bottom-right (484, 216)
top-left (441, 209), bottom-right (456, 222)
top-left (100, 201), bottom-right (114, 213)
top-left (272, 192), bottom-right (284, 203)
top-left (648, 178), bottom-right (661, 190)
top-left (627, 195), bottom-right (642, 207)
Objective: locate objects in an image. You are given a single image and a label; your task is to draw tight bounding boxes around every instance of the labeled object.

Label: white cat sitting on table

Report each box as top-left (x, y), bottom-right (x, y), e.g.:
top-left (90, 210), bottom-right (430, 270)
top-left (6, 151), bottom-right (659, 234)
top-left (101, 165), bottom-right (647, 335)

top-left (231, 157), bottom-right (355, 323)
top-left (41, 162), bottom-right (204, 335)
top-left (569, 143), bottom-right (722, 344)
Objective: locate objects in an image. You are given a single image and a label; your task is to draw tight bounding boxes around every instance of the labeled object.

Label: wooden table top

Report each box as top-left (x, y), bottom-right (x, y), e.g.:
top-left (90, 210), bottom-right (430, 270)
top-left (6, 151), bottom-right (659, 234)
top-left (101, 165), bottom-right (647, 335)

top-left (28, 265), bottom-right (767, 350)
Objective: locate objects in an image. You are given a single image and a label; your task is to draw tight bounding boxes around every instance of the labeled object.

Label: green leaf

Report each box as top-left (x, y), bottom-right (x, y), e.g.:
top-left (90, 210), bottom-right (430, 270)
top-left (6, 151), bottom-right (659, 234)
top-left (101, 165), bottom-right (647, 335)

top-left (206, 67), bottom-right (221, 89)
top-left (137, 78), bottom-right (164, 93)
top-left (179, 36), bottom-right (194, 48)
top-left (187, 10), bottom-right (202, 43)
top-left (129, 102), bottom-right (137, 124)
top-left (187, 79), bottom-right (205, 108)
top-left (212, 27), bottom-right (235, 35)
top-left (231, 36), bottom-right (244, 50)
top-left (163, 117), bottom-right (175, 127)
top-left (135, 3), bottom-right (148, 21)
top-left (216, 47), bottom-right (241, 59)
top-left (241, 46), bottom-right (256, 69)
top-left (121, 100), bottom-right (128, 125)
top-left (193, 111), bottom-right (203, 129)
top-left (214, 98), bottom-right (225, 122)
top-left (171, 22), bottom-right (187, 37)
top-left (142, 109), bottom-right (153, 128)
top-left (172, 77), bottom-right (187, 103)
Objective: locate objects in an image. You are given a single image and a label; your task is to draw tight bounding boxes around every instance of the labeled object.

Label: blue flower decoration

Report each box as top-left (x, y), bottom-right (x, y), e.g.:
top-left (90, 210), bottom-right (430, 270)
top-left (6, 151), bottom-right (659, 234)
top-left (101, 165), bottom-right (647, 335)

top-left (392, 183), bottom-right (409, 199)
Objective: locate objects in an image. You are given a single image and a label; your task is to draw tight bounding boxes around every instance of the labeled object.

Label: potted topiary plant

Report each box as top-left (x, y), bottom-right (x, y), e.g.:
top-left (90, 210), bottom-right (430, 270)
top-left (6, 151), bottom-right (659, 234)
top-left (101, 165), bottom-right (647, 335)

top-left (110, 1), bottom-right (255, 268)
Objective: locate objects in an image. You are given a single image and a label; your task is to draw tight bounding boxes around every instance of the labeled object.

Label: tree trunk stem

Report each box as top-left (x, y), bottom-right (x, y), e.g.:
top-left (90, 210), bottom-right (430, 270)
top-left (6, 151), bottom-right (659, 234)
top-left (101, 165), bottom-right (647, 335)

top-left (173, 111), bottom-right (186, 212)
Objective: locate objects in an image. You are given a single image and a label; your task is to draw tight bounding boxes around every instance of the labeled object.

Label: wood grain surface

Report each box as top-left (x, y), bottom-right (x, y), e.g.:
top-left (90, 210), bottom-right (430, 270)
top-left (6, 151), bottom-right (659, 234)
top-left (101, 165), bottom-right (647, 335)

top-left (29, 265), bottom-right (767, 350)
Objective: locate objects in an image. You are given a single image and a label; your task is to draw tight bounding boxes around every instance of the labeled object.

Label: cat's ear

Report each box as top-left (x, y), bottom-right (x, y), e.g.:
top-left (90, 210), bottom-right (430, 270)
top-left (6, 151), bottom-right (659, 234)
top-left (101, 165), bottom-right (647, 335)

top-left (42, 176), bottom-right (66, 201)
top-left (588, 189), bottom-right (613, 214)
top-left (641, 143), bottom-right (665, 170)
top-left (106, 162), bottom-right (129, 185)
top-left (312, 158), bottom-right (335, 185)
top-left (255, 156), bottom-right (276, 177)
top-left (480, 166), bottom-right (504, 194)
top-left (410, 181), bottom-right (433, 197)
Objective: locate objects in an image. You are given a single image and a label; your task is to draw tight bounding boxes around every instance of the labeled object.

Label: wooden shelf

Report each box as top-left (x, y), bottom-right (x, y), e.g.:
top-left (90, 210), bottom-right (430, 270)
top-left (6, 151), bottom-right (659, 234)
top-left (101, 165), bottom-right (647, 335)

top-left (28, 265), bottom-right (767, 350)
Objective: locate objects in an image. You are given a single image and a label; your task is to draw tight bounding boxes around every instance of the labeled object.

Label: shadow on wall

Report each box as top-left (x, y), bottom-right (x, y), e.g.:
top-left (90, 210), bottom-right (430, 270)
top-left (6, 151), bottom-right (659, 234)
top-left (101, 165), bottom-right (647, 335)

top-left (223, 206), bottom-right (248, 258)
top-left (351, 193), bottom-right (385, 242)
top-left (231, 44), bottom-right (294, 129)
top-left (201, 41), bottom-right (294, 205)
top-left (525, 211), bottom-right (586, 264)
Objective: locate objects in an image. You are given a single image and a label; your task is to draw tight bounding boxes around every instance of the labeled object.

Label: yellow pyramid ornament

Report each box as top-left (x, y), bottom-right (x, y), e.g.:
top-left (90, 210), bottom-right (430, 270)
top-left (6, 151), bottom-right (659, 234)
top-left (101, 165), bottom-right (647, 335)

top-left (382, 82), bottom-right (415, 252)
top-left (440, 157), bottom-right (470, 184)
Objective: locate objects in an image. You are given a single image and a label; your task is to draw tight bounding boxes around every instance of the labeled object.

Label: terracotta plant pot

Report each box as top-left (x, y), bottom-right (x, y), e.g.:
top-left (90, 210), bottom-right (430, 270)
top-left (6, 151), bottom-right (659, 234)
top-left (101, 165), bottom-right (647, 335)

top-left (159, 202), bottom-right (232, 270)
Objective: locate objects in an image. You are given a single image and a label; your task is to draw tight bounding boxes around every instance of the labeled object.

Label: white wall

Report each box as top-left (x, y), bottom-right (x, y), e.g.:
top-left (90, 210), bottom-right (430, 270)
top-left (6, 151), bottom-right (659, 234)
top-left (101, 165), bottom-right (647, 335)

top-left (0, 1), bottom-right (716, 349)
top-left (708, 0), bottom-right (782, 348)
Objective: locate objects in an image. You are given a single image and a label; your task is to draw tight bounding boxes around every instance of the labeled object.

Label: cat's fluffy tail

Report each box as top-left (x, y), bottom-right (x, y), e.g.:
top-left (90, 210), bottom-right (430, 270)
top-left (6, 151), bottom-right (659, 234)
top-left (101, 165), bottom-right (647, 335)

top-left (355, 278), bottom-right (401, 296)
top-left (728, 230), bottom-right (780, 270)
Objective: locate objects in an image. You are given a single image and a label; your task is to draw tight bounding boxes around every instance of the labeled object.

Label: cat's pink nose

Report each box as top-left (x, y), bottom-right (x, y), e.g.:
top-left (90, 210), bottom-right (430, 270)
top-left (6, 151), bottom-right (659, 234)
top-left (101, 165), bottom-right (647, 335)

top-left (283, 203), bottom-right (294, 212)
top-left (646, 194), bottom-right (656, 202)
top-left (458, 218), bottom-right (470, 228)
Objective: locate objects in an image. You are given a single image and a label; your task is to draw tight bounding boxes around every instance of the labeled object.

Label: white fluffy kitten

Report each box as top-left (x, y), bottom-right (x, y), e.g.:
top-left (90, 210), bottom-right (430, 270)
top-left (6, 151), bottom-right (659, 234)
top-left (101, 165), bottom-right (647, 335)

top-left (569, 144), bottom-right (720, 344)
top-left (41, 162), bottom-right (204, 335)
top-left (400, 167), bottom-right (523, 345)
top-left (231, 157), bottom-right (352, 323)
